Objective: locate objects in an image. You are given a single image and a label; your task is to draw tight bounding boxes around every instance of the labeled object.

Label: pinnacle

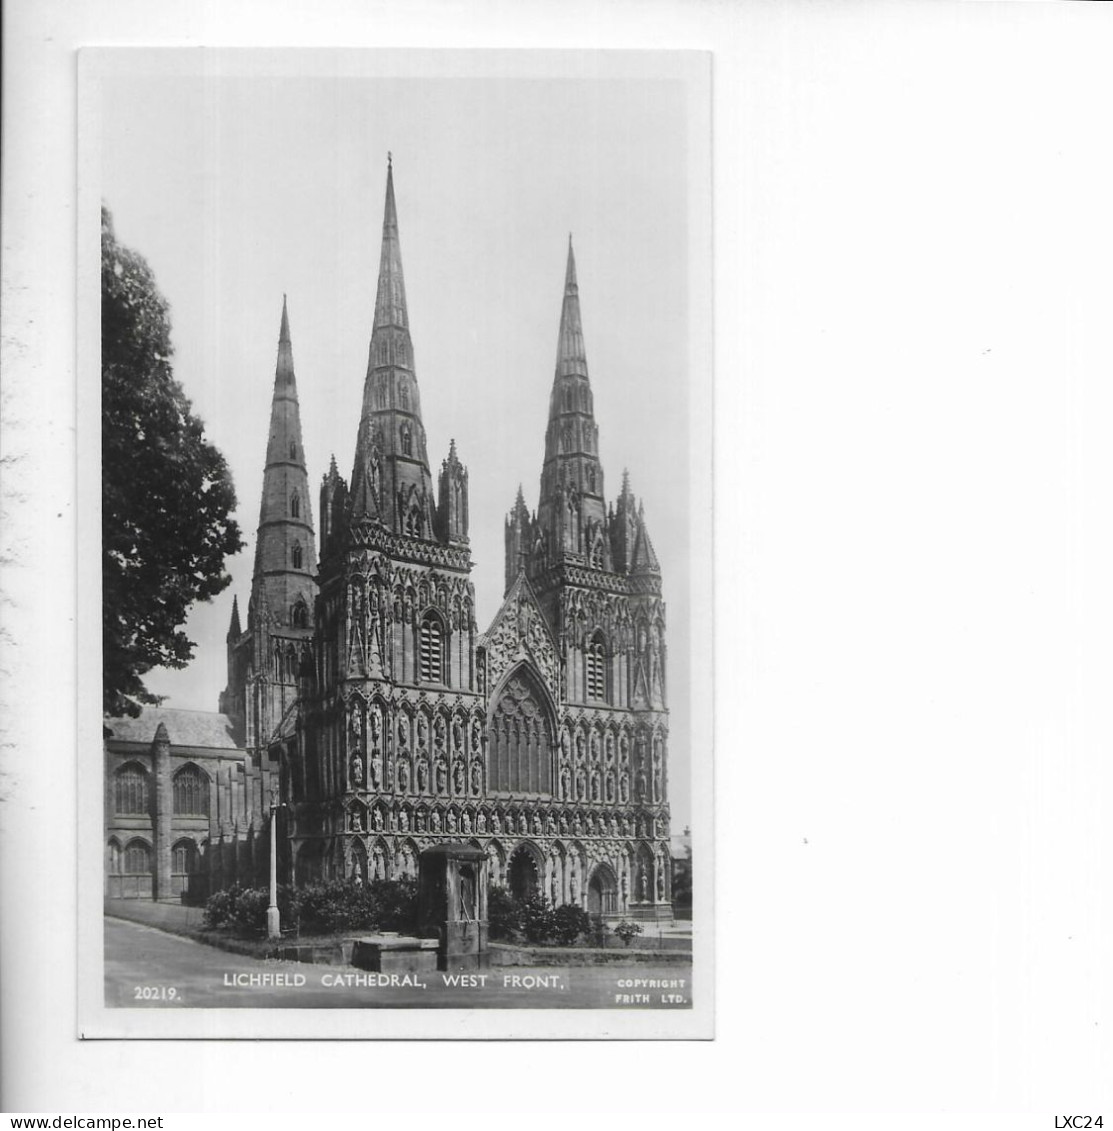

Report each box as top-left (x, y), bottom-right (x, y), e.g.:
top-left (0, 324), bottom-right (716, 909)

top-left (279, 294), bottom-right (290, 344)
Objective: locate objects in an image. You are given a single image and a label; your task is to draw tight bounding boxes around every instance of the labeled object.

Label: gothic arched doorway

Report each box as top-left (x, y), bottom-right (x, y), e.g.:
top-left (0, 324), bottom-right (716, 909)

top-left (587, 863), bottom-right (618, 916)
top-left (508, 845), bottom-right (540, 902)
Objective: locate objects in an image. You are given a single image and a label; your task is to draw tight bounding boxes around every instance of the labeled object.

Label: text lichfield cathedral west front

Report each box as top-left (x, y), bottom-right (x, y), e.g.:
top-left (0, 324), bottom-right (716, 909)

top-left (104, 158), bottom-right (674, 922)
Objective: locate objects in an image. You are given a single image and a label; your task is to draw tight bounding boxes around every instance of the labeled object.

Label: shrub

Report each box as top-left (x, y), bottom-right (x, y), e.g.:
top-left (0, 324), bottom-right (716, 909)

top-left (487, 884), bottom-right (522, 941)
top-left (202, 883), bottom-right (299, 936)
top-left (368, 879), bottom-right (419, 933)
top-left (614, 920), bottom-right (644, 948)
top-left (296, 880), bottom-right (376, 934)
top-left (551, 904), bottom-right (592, 946)
top-left (519, 891), bottom-right (557, 945)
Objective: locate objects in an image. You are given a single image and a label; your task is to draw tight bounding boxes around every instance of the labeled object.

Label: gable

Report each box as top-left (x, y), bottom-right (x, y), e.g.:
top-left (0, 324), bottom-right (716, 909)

top-left (481, 574), bottom-right (561, 703)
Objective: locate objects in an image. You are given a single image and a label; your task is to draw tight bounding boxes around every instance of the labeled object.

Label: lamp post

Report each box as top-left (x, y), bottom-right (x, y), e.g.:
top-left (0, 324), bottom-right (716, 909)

top-left (267, 788), bottom-right (286, 940)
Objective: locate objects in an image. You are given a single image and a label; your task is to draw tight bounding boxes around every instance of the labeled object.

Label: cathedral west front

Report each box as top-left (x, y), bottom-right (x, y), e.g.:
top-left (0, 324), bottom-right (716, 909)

top-left (106, 158), bottom-right (674, 922)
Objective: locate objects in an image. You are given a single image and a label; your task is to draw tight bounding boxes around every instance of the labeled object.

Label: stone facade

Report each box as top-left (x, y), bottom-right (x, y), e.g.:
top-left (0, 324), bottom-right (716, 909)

top-left (107, 160), bottom-right (674, 919)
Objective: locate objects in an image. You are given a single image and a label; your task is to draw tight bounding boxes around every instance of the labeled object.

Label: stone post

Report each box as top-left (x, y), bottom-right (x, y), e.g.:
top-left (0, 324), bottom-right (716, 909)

top-left (151, 722), bottom-right (172, 901)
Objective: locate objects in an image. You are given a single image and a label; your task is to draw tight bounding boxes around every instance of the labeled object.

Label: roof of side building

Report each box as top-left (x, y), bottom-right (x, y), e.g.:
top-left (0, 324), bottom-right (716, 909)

top-left (104, 707), bottom-right (241, 750)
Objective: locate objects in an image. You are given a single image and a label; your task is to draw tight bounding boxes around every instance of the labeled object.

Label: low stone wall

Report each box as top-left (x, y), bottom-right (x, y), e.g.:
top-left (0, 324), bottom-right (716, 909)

top-left (488, 942), bottom-right (692, 967)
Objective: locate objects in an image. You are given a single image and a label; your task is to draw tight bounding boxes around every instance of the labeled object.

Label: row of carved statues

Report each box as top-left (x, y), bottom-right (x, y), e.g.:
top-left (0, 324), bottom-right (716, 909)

top-left (341, 800), bottom-right (667, 840)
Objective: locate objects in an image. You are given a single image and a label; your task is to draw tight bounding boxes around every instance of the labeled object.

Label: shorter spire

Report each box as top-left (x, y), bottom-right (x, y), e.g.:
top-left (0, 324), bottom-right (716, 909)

top-left (279, 294), bottom-right (290, 343)
top-left (227, 595), bottom-right (242, 641)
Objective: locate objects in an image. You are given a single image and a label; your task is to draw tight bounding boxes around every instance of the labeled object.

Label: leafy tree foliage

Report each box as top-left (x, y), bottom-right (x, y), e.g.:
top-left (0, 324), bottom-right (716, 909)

top-left (102, 206), bottom-right (243, 716)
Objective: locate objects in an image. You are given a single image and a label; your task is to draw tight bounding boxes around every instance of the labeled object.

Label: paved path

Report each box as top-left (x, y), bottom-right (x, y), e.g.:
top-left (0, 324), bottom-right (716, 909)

top-left (105, 918), bottom-right (693, 1011)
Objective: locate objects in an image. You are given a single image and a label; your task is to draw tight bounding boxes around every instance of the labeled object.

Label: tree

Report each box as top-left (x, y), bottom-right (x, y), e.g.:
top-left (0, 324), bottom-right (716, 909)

top-left (102, 206), bottom-right (243, 717)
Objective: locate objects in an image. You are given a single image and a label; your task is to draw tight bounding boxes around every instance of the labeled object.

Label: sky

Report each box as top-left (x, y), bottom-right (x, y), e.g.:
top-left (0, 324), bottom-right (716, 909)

top-left (96, 52), bottom-right (706, 832)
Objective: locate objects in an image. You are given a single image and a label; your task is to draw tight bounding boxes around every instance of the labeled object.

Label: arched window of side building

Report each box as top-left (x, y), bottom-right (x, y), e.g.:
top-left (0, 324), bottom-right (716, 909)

top-left (172, 764), bottom-right (210, 817)
top-left (123, 839), bottom-right (151, 875)
top-left (115, 762), bottom-right (149, 815)
top-left (291, 541), bottom-right (303, 569)
top-left (290, 492), bottom-right (300, 518)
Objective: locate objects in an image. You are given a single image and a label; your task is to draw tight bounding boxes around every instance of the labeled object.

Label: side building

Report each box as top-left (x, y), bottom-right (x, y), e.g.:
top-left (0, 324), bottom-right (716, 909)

top-left (103, 707), bottom-right (270, 902)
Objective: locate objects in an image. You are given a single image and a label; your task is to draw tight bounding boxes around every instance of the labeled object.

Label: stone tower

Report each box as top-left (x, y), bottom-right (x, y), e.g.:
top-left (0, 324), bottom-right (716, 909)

top-left (293, 157), bottom-right (482, 887)
top-left (488, 238), bottom-right (672, 918)
top-left (220, 297), bottom-right (318, 756)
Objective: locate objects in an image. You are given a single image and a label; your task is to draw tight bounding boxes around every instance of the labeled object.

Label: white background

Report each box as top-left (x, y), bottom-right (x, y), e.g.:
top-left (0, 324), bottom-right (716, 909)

top-left (5, 0), bottom-right (1113, 1122)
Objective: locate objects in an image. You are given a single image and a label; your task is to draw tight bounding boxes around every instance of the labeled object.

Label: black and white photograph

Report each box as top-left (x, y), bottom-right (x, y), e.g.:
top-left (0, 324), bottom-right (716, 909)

top-left (79, 48), bottom-right (713, 1039)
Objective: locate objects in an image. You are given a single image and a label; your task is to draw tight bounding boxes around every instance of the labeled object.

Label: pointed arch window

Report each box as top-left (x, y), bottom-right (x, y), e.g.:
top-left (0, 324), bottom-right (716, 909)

top-left (586, 631), bottom-right (608, 703)
top-left (291, 541), bottom-right (303, 569)
top-left (123, 839), bottom-right (151, 875)
top-left (173, 765), bottom-right (209, 817)
top-left (400, 423), bottom-right (413, 457)
top-left (292, 600), bottom-right (309, 629)
top-left (399, 380), bottom-right (409, 410)
top-left (290, 492), bottom-right (300, 518)
top-left (172, 839), bottom-right (197, 875)
top-left (419, 611), bottom-right (446, 684)
top-left (289, 441), bottom-right (297, 460)
top-left (115, 763), bottom-right (149, 815)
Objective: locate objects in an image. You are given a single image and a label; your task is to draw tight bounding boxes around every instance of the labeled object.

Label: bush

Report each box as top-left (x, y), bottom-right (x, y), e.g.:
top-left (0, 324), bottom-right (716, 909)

top-left (487, 884), bottom-right (522, 941)
top-left (487, 886), bottom-right (596, 946)
top-left (368, 879), bottom-right (419, 933)
top-left (296, 880), bottom-right (377, 934)
top-left (614, 920), bottom-right (644, 947)
top-left (551, 904), bottom-right (592, 946)
top-left (202, 883), bottom-right (299, 935)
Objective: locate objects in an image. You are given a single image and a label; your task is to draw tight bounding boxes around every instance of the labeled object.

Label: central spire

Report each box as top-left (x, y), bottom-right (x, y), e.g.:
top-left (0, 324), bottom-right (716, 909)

top-left (350, 156), bottom-right (442, 538)
top-left (373, 156), bottom-right (408, 333)
top-left (555, 236), bottom-right (588, 378)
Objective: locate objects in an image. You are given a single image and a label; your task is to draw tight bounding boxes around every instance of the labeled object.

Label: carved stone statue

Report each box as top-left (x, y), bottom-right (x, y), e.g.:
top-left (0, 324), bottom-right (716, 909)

top-left (369, 749), bottom-right (382, 790)
top-left (417, 757), bottom-right (429, 793)
top-left (477, 812), bottom-right (487, 834)
top-left (398, 808), bottom-right (410, 832)
top-left (560, 767), bottom-right (571, 800)
top-left (435, 759), bottom-right (448, 793)
top-left (349, 808), bottom-right (363, 832)
top-left (349, 752), bottom-right (364, 789)
top-left (397, 717), bottom-right (409, 751)
top-left (453, 760), bottom-right (465, 794)
top-left (416, 715), bottom-right (428, 749)
top-left (446, 810), bottom-right (457, 833)
top-left (656, 868), bottom-right (665, 901)
top-left (372, 808), bottom-right (383, 831)
top-left (431, 810), bottom-right (442, 833)
top-left (452, 717), bottom-right (464, 752)
top-left (470, 760), bottom-right (482, 794)
top-left (471, 717), bottom-right (482, 752)
top-left (619, 772), bottom-right (629, 803)
top-left (397, 759), bottom-right (410, 794)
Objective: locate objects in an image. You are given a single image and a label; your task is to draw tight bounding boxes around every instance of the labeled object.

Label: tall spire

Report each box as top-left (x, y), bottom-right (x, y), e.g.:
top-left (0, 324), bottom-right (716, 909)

top-left (253, 297), bottom-right (317, 624)
top-left (556, 236), bottom-right (588, 378)
top-left (537, 239), bottom-right (606, 562)
top-left (351, 156), bottom-right (440, 538)
top-left (373, 156), bottom-right (409, 334)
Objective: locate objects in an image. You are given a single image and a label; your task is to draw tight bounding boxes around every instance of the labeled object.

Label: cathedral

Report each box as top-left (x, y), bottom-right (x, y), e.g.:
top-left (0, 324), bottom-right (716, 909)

top-left (106, 159), bottom-right (673, 921)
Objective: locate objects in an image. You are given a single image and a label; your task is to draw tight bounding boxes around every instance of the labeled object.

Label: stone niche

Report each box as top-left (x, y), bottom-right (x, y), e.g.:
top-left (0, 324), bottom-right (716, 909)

top-left (417, 843), bottom-right (489, 972)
